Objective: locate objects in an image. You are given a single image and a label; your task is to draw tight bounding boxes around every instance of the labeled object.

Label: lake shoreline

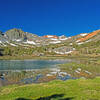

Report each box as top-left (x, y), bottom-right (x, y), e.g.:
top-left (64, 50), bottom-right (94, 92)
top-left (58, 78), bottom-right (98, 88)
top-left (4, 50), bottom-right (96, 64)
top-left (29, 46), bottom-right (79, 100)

top-left (0, 55), bottom-right (99, 60)
top-left (0, 55), bottom-right (100, 88)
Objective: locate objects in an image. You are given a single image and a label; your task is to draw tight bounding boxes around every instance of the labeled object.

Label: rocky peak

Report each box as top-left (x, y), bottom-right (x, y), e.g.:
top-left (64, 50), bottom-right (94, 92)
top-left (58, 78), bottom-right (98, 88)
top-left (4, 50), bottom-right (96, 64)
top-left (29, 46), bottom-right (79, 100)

top-left (5, 28), bottom-right (27, 41)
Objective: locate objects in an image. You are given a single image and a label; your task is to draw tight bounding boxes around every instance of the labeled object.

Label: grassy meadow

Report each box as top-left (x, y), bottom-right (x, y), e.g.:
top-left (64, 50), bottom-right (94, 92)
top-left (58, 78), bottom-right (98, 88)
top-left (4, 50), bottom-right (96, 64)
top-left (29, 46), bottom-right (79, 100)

top-left (0, 77), bottom-right (100, 100)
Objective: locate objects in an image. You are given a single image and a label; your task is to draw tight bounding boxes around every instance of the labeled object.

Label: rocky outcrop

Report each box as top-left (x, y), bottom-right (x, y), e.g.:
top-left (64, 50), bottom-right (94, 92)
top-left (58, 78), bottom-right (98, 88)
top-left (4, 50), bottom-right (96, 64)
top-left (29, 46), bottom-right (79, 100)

top-left (53, 46), bottom-right (75, 54)
top-left (5, 28), bottom-right (27, 41)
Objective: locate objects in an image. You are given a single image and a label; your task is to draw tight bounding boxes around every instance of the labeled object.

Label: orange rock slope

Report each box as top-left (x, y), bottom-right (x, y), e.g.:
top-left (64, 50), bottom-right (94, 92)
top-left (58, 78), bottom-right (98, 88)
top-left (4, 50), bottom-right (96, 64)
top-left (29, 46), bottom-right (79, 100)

top-left (77, 30), bottom-right (100, 42)
top-left (43, 35), bottom-right (58, 39)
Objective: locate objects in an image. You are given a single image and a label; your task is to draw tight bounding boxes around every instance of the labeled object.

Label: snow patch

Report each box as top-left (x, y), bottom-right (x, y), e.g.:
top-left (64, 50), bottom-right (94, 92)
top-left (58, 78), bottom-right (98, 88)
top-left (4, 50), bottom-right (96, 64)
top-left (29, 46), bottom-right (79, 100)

top-left (47, 35), bottom-right (55, 38)
top-left (15, 39), bottom-right (22, 42)
top-left (75, 70), bottom-right (80, 73)
top-left (76, 40), bottom-right (81, 43)
top-left (2, 44), bottom-right (7, 46)
top-left (50, 41), bottom-right (61, 44)
top-left (50, 38), bottom-right (58, 40)
top-left (0, 41), bottom-right (2, 43)
top-left (55, 51), bottom-right (73, 54)
top-left (24, 40), bottom-right (36, 45)
top-left (77, 39), bottom-right (92, 45)
top-left (85, 39), bottom-right (92, 43)
top-left (9, 43), bottom-right (17, 46)
top-left (80, 33), bottom-right (88, 36)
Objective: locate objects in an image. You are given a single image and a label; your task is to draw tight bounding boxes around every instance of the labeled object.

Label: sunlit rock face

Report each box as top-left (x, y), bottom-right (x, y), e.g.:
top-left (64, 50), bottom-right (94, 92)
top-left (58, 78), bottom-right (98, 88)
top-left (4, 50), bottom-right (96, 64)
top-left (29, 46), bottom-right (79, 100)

top-left (77, 30), bottom-right (100, 42)
top-left (5, 28), bottom-right (27, 41)
top-left (42, 35), bottom-right (59, 39)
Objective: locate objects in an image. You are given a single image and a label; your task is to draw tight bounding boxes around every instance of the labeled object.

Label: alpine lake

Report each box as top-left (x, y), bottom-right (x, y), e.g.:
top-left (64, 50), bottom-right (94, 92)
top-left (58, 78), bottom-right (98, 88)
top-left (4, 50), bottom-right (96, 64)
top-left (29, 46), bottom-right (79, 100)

top-left (0, 59), bottom-right (74, 86)
top-left (0, 57), bottom-right (98, 87)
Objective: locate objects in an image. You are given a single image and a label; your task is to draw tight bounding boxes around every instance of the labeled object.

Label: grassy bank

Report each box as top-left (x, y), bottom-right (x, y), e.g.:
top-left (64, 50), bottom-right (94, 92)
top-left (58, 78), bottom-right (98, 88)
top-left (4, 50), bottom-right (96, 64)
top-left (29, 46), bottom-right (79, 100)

top-left (0, 55), bottom-right (69, 60)
top-left (0, 54), bottom-right (99, 60)
top-left (0, 77), bottom-right (100, 100)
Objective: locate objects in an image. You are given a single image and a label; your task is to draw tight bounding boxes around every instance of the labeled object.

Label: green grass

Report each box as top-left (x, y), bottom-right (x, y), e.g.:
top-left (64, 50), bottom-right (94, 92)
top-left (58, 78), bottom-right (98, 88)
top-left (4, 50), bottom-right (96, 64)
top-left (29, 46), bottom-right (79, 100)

top-left (0, 77), bottom-right (100, 100)
top-left (0, 55), bottom-right (69, 60)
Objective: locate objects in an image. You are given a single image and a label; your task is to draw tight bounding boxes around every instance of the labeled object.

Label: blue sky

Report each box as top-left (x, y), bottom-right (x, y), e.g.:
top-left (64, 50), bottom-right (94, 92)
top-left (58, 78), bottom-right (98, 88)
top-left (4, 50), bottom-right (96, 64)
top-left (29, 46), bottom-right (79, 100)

top-left (0, 0), bottom-right (100, 36)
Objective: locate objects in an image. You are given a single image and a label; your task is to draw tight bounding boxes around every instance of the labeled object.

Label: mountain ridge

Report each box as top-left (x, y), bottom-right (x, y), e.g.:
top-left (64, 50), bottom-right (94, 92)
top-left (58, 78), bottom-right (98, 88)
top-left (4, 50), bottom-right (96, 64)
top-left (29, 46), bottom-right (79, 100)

top-left (0, 28), bottom-right (100, 56)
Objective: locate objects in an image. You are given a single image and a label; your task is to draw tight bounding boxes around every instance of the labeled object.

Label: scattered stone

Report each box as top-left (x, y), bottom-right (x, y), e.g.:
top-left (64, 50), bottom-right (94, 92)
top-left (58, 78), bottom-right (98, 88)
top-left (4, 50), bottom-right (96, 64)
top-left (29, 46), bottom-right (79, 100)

top-left (77, 68), bottom-right (81, 71)
top-left (84, 70), bottom-right (92, 75)
top-left (75, 70), bottom-right (80, 73)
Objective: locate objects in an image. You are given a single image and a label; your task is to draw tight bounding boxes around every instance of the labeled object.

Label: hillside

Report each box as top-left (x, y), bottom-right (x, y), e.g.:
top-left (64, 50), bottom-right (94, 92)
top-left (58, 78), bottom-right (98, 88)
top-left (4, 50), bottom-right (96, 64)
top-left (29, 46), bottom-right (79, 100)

top-left (1, 29), bottom-right (100, 57)
top-left (77, 30), bottom-right (100, 42)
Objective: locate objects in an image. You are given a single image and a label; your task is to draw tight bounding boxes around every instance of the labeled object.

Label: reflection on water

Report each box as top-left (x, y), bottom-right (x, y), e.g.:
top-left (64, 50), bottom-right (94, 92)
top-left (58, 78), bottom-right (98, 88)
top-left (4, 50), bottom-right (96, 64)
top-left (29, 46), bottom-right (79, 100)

top-left (0, 59), bottom-right (71, 71)
top-left (0, 69), bottom-right (75, 86)
top-left (0, 59), bottom-right (73, 86)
